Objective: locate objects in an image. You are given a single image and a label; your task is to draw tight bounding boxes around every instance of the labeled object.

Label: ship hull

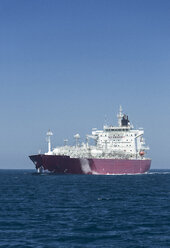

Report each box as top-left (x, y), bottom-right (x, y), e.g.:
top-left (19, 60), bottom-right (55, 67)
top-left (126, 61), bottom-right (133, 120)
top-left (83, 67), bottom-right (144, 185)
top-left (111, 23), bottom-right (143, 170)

top-left (29, 155), bottom-right (151, 175)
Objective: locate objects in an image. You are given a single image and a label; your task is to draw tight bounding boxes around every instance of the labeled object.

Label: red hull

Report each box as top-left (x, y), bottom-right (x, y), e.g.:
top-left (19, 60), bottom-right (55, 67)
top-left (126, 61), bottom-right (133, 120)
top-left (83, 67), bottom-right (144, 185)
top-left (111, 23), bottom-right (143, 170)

top-left (29, 155), bottom-right (151, 175)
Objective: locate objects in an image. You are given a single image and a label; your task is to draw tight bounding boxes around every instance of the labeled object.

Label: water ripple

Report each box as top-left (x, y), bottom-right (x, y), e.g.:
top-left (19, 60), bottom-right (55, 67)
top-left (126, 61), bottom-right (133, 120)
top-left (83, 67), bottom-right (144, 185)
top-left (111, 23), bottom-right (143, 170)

top-left (0, 169), bottom-right (170, 247)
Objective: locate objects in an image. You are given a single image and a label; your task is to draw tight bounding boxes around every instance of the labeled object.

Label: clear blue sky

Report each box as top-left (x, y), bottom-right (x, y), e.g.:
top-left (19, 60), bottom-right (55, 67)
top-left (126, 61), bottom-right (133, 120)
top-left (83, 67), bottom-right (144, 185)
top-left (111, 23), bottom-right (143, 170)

top-left (0, 0), bottom-right (170, 169)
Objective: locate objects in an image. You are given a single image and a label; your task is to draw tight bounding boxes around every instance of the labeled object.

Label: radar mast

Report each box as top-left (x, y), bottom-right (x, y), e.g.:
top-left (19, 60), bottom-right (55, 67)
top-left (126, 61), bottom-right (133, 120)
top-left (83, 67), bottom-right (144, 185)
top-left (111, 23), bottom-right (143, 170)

top-left (117, 105), bottom-right (123, 127)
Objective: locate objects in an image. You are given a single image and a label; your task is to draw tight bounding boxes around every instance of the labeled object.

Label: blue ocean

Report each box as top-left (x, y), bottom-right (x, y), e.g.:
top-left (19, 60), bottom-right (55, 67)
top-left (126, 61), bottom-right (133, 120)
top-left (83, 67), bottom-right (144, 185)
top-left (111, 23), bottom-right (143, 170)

top-left (0, 170), bottom-right (170, 248)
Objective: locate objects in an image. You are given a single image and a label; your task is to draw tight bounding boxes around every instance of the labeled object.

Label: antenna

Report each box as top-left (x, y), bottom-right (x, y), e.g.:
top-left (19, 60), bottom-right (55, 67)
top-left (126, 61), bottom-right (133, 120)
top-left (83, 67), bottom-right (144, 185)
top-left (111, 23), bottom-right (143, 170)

top-left (46, 129), bottom-right (53, 153)
top-left (117, 105), bottom-right (123, 127)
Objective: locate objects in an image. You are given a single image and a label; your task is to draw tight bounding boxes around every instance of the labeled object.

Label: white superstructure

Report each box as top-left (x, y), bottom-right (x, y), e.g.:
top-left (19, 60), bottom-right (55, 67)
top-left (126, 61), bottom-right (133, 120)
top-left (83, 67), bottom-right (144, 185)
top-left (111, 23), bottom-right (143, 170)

top-left (46, 107), bottom-right (149, 160)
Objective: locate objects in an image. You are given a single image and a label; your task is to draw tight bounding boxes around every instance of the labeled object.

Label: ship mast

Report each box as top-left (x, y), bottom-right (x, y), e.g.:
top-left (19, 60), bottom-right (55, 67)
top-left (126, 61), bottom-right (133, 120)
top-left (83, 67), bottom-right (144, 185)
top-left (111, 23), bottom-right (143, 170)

top-left (46, 130), bottom-right (53, 153)
top-left (74, 133), bottom-right (80, 147)
top-left (117, 105), bottom-right (123, 127)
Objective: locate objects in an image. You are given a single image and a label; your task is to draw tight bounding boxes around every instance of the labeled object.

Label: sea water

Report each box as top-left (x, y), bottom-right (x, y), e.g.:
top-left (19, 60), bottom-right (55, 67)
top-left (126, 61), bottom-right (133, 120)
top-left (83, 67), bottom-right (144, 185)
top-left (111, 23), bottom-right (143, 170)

top-left (0, 170), bottom-right (170, 248)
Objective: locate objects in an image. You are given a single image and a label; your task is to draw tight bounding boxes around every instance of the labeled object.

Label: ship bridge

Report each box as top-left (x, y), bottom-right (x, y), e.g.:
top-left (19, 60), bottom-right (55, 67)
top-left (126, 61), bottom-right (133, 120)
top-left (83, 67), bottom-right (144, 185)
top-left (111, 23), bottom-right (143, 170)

top-left (103, 126), bottom-right (131, 132)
